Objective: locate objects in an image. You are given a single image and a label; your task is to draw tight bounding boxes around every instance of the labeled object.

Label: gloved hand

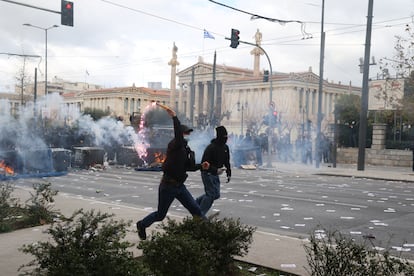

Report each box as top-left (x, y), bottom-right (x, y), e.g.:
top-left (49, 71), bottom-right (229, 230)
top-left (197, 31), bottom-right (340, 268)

top-left (226, 168), bottom-right (231, 183)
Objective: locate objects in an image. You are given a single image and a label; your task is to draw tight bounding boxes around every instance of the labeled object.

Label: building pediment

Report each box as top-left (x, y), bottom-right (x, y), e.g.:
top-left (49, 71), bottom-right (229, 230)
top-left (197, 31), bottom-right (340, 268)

top-left (177, 61), bottom-right (254, 83)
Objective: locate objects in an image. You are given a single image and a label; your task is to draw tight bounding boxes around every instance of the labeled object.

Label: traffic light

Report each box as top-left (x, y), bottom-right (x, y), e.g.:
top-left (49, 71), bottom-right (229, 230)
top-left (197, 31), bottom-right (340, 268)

top-left (61, 0), bottom-right (74, 27)
top-left (230, 28), bottom-right (240, 48)
top-left (263, 70), bottom-right (269, 82)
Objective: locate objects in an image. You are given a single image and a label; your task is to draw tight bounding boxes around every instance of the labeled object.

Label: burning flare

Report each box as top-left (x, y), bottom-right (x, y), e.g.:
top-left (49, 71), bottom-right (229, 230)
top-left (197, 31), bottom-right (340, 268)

top-left (0, 160), bottom-right (14, 175)
top-left (153, 151), bottom-right (166, 164)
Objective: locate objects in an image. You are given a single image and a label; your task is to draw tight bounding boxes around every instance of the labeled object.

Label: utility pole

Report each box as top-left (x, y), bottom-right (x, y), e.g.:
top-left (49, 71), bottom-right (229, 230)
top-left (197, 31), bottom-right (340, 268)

top-left (316, 0), bottom-right (325, 169)
top-left (190, 66), bottom-right (195, 125)
top-left (211, 51), bottom-right (217, 126)
top-left (357, 0), bottom-right (374, 171)
top-left (34, 68), bottom-right (38, 120)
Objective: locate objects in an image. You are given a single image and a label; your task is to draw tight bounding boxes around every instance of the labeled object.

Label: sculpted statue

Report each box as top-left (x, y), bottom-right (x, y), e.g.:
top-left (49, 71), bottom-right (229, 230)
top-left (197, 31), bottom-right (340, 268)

top-left (254, 29), bottom-right (262, 46)
top-left (172, 42), bottom-right (178, 59)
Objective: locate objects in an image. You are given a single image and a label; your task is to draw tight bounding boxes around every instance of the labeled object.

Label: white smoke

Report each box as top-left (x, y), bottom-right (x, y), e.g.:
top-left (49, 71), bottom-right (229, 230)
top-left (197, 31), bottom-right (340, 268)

top-left (0, 93), bottom-right (149, 165)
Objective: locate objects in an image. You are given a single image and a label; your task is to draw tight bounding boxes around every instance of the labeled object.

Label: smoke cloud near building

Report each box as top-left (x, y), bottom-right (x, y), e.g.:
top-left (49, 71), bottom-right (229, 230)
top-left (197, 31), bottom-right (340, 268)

top-left (0, 93), bottom-right (150, 177)
top-left (0, 93), bottom-right (268, 180)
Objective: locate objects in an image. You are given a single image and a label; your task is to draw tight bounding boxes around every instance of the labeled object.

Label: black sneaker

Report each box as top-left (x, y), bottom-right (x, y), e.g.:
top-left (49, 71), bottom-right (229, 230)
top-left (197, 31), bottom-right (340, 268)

top-left (136, 221), bottom-right (147, 240)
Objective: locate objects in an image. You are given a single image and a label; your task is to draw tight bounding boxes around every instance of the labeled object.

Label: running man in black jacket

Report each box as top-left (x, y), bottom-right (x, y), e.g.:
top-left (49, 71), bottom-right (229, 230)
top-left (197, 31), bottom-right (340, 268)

top-left (196, 126), bottom-right (231, 215)
top-left (136, 103), bottom-right (209, 240)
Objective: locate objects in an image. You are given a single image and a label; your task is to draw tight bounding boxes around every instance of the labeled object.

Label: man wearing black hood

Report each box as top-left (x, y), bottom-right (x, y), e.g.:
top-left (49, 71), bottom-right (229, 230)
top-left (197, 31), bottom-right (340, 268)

top-left (136, 103), bottom-right (209, 240)
top-left (196, 126), bottom-right (231, 215)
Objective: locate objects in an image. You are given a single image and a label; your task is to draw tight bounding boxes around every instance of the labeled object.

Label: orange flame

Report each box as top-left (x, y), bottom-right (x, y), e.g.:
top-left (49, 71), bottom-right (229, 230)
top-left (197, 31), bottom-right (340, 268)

top-left (0, 160), bottom-right (15, 175)
top-left (153, 152), bottom-right (166, 164)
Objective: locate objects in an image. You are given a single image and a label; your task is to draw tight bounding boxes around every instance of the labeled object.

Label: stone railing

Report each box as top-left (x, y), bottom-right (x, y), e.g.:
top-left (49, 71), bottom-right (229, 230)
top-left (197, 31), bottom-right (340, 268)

top-left (337, 147), bottom-right (412, 167)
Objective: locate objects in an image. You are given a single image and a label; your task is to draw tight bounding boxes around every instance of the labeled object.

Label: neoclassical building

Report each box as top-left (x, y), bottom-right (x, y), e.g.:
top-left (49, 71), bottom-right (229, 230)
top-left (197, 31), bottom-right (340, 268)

top-left (0, 92), bottom-right (32, 116)
top-left (170, 29), bottom-right (362, 140)
top-left (62, 85), bottom-right (170, 121)
top-left (175, 60), bottom-right (361, 141)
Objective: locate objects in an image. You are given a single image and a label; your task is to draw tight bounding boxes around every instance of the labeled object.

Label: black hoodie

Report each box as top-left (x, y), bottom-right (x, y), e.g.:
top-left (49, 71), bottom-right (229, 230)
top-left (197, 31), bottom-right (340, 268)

top-left (162, 116), bottom-right (201, 183)
top-left (201, 137), bottom-right (231, 176)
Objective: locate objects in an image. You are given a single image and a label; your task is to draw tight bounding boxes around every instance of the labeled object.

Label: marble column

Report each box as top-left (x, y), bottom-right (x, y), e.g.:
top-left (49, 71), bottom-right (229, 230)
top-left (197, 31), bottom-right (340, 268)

top-left (203, 82), bottom-right (209, 114)
top-left (178, 83), bottom-right (184, 112)
top-left (250, 29), bottom-right (264, 77)
top-left (194, 82), bottom-right (200, 120)
top-left (168, 43), bottom-right (179, 107)
top-left (186, 83), bottom-right (191, 120)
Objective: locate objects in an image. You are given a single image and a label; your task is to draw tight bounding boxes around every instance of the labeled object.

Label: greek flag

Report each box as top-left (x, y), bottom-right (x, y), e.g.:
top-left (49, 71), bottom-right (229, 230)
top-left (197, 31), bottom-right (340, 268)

top-left (203, 29), bottom-right (215, 39)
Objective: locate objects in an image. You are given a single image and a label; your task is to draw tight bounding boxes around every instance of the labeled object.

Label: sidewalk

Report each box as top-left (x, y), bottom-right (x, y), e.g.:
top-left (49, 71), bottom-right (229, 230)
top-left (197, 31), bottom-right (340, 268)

top-left (272, 161), bottom-right (414, 183)
top-left (1, 163), bottom-right (413, 276)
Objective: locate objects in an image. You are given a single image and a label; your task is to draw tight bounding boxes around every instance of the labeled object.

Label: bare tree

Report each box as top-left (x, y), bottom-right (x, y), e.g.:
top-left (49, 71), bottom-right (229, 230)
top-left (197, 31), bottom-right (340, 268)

top-left (15, 56), bottom-right (32, 106)
top-left (378, 22), bottom-right (414, 125)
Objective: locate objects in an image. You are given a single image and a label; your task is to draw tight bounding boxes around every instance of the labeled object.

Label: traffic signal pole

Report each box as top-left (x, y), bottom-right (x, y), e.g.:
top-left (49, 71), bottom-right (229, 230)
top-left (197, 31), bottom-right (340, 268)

top-left (1, 0), bottom-right (73, 27)
top-left (225, 36), bottom-right (274, 168)
top-left (0, 0), bottom-right (60, 14)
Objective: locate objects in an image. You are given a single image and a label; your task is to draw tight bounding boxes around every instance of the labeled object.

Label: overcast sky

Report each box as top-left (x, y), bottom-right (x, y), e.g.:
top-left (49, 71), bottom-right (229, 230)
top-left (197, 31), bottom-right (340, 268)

top-left (0, 0), bottom-right (413, 92)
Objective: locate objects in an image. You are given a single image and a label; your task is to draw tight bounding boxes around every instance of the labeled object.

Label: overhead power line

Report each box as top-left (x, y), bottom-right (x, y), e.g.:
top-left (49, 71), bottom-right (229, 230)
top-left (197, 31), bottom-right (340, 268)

top-left (208, 0), bottom-right (313, 39)
top-left (0, 52), bottom-right (41, 58)
top-left (101, 0), bottom-right (211, 34)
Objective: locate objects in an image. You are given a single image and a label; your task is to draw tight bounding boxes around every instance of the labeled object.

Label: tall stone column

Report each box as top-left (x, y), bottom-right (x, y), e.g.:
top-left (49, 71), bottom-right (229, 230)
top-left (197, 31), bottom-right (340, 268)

top-left (186, 83), bottom-right (191, 120)
top-left (168, 42), bottom-right (179, 107)
top-left (194, 82), bottom-right (200, 121)
top-left (250, 29), bottom-right (264, 77)
top-left (203, 82), bottom-right (209, 114)
top-left (178, 83), bottom-right (184, 112)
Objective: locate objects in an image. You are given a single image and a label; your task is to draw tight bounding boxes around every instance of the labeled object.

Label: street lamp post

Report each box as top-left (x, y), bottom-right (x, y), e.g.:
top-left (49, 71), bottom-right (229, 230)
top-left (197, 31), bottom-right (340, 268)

top-left (225, 36), bottom-right (273, 167)
top-left (23, 23), bottom-right (59, 97)
top-left (237, 101), bottom-right (248, 136)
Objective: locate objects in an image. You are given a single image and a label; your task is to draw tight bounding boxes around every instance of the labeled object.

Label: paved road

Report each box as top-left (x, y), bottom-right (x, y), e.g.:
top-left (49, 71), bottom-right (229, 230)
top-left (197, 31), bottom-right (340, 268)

top-left (15, 165), bottom-right (414, 259)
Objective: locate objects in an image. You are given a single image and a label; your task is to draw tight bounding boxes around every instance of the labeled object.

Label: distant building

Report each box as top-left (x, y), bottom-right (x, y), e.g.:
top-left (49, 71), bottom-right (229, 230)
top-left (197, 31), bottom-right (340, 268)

top-left (20, 76), bottom-right (102, 97)
top-left (62, 84), bottom-right (170, 124)
top-left (177, 58), bottom-right (361, 141)
top-left (5, 77), bottom-right (170, 125)
top-left (148, 82), bottom-right (163, 90)
top-left (0, 92), bottom-right (32, 116)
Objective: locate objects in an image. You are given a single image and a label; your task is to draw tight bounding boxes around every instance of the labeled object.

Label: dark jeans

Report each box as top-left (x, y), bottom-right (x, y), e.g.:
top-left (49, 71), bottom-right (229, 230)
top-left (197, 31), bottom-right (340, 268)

top-left (140, 181), bottom-right (204, 228)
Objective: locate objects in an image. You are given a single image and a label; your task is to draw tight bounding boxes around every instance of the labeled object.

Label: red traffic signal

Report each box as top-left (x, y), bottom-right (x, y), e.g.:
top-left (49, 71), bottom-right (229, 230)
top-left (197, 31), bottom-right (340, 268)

top-left (230, 28), bottom-right (240, 48)
top-left (61, 0), bottom-right (74, 27)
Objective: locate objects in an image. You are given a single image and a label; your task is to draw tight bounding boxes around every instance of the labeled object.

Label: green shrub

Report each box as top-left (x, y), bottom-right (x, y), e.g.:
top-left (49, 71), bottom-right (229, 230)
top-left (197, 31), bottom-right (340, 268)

top-left (0, 182), bottom-right (21, 232)
top-left (19, 209), bottom-right (144, 276)
top-left (24, 182), bottom-right (59, 226)
top-left (138, 216), bottom-right (256, 276)
top-left (304, 228), bottom-right (414, 276)
top-left (0, 181), bottom-right (61, 232)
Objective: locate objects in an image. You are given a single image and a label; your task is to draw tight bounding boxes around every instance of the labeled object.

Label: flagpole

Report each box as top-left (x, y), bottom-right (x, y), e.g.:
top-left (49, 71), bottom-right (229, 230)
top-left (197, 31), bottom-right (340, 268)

top-left (202, 29), bottom-right (205, 58)
top-left (202, 37), bottom-right (205, 58)
top-left (85, 69), bottom-right (89, 88)
top-left (203, 29), bottom-right (215, 59)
